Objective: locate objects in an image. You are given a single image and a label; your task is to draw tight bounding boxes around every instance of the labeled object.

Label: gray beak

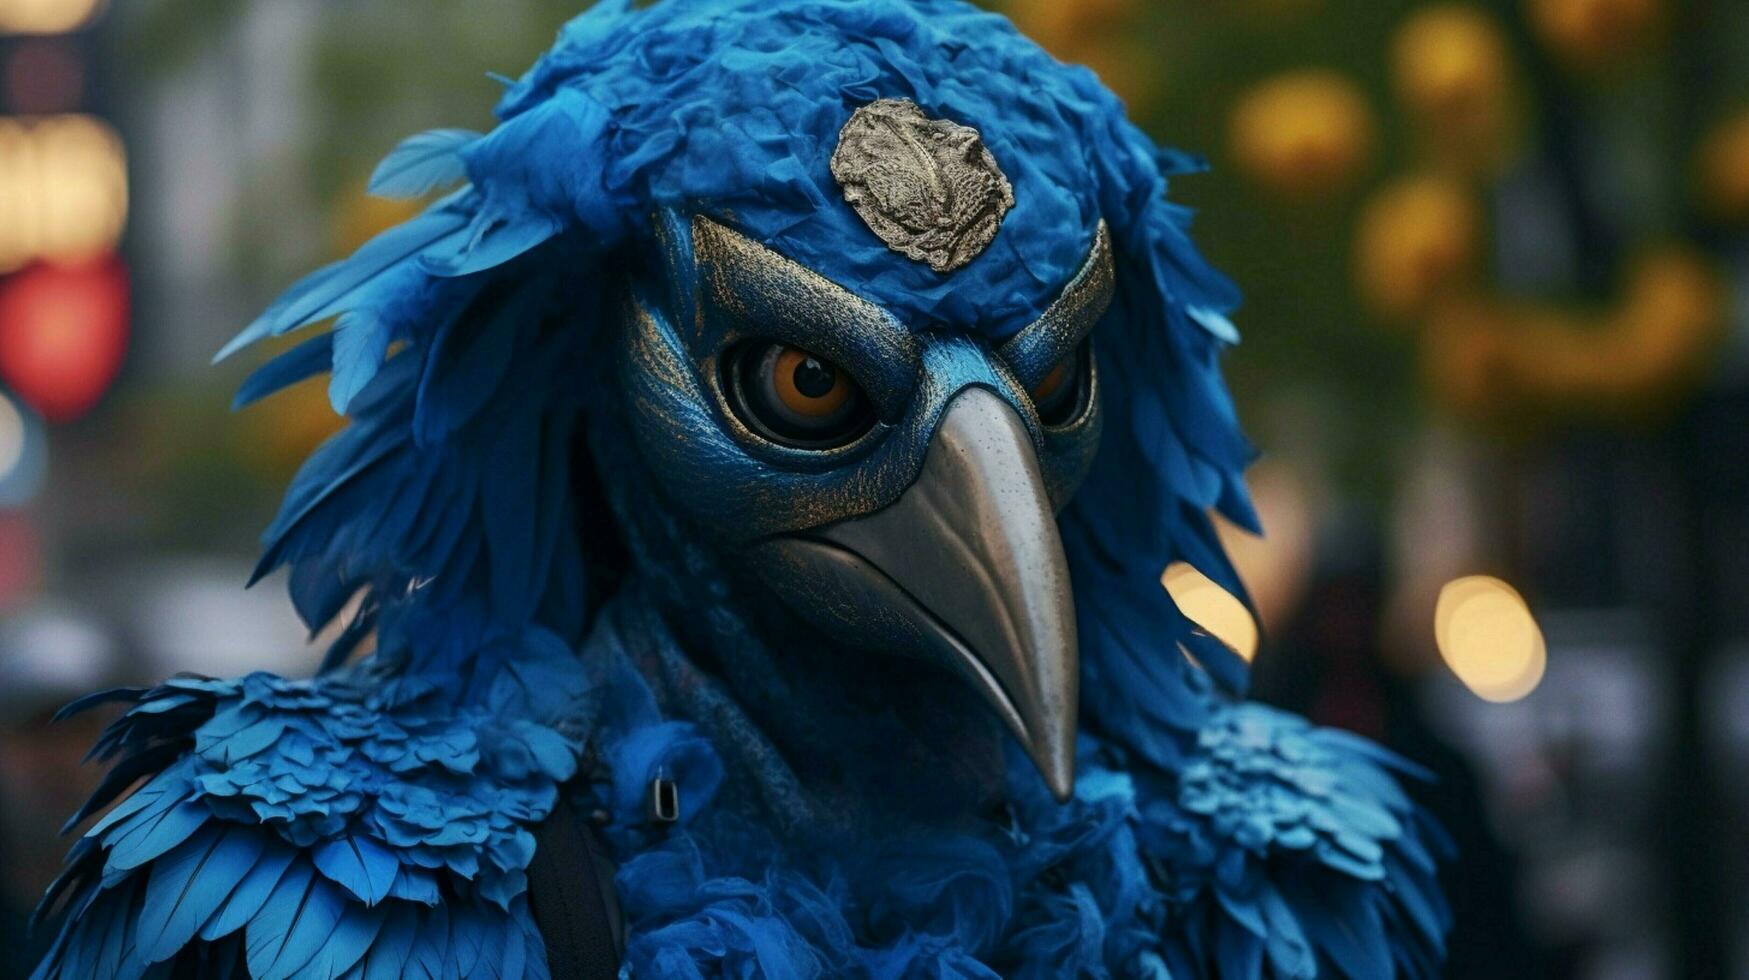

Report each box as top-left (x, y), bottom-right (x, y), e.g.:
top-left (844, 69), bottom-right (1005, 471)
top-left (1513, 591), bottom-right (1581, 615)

top-left (751, 387), bottom-right (1080, 801)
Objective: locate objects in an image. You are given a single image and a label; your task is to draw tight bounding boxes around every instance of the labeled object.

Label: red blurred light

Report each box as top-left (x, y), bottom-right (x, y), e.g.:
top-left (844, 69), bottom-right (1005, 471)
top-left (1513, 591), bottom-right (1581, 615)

top-left (0, 257), bottom-right (129, 422)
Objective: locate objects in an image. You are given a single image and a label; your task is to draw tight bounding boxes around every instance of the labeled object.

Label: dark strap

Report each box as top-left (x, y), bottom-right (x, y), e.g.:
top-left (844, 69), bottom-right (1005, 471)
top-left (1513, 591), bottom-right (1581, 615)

top-left (528, 791), bottom-right (624, 979)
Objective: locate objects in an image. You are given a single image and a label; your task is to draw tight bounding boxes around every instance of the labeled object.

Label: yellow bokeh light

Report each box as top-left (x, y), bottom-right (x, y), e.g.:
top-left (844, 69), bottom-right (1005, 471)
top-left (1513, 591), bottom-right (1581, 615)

top-left (1527, 0), bottom-right (1663, 71)
top-left (1354, 174), bottom-right (1482, 323)
top-left (1211, 461), bottom-right (1316, 635)
top-left (1163, 562), bottom-right (1259, 663)
top-left (1697, 112), bottom-right (1749, 225)
top-left (1004, 0), bottom-right (1136, 41)
top-left (1393, 6), bottom-right (1512, 123)
top-left (1229, 70), bottom-right (1377, 201)
top-left (1391, 5), bottom-right (1522, 174)
top-left (0, 0), bottom-right (104, 34)
top-left (1434, 575), bottom-right (1546, 703)
top-left (0, 115), bottom-right (128, 273)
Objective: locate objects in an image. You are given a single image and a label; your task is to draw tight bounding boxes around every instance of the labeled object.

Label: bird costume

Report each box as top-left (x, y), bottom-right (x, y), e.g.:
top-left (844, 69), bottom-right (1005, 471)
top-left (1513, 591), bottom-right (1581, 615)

top-left (34, 1), bottom-right (1451, 977)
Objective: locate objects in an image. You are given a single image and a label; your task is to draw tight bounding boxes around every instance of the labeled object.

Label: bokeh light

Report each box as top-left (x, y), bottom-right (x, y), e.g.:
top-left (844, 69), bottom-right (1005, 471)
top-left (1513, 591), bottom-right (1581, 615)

top-left (1697, 111), bottom-right (1749, 225)
top-left (1001, 0), bottom-right (1155, 111)
top-left (1229, 70), bottom-right (1377, 201)
top-left (1435, 575), bottom-right (1547, 703)
top-left (1421, 246), bottom-right (1723, 418)
top-left (1163, 562), bottom-right (1260, 663)
top-left (1526, 0), bottom-right (1664, 71)
top-left (1355, 174), bottom-right (1482, 322)
top-left (1391, 4), bottom-right (1522, 174)
top-left (1212, 461), bottom-right (1318, 635)
top-left (0, 114), bottom-right (128, 274)
top-left (0, 389), bottom-right (24, 476)
top-left (0, 258), bottom-right (130, 422)
top-left (0, 0), bottom-right (103, 35)
top-left (0, 388), bottom-right (47, 507)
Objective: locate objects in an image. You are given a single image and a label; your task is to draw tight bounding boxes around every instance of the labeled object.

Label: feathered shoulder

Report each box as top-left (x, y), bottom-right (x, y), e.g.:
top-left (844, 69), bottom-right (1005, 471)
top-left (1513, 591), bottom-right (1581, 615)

top-left (30, 610), bottom-right (591, 980)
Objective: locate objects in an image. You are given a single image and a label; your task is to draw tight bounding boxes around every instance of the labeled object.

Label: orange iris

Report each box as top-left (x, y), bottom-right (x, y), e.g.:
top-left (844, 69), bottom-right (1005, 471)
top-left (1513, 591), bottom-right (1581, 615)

top-left (1030, 361), bottom-right (1070, 404)
top-left (772, 347), bottom-right (852, 418)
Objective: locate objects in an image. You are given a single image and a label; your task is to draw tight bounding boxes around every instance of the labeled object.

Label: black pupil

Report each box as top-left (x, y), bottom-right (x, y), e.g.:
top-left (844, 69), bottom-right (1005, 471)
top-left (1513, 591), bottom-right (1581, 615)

top-left (792, 357), bottom-right (837, 399)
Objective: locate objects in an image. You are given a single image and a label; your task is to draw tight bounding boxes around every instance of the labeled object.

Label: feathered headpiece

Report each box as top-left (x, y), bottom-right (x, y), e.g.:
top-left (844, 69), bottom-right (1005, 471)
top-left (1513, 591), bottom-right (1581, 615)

top-left (234, 0), bottom-right (1257, 764)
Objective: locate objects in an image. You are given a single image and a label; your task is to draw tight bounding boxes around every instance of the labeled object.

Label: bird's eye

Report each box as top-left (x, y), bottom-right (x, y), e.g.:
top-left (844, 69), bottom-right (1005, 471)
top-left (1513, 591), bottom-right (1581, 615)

top-left (725, 342), bottom-right (875, 449)
top-left (1029, 343), bottom-right (1088, 427)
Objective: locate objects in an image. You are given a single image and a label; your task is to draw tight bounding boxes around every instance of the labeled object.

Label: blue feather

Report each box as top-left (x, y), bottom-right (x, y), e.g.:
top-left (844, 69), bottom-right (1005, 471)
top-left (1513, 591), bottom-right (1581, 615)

top-left (417, 208), bottom-right (559, 279)
top-left (192, 705), bottom-right (286, 766)
top-left (407, 901), bottom-right (451, 980)
top-left (54, 687), bottom-right (147, 721)
top-left (369, 129), bottom-right (480, 199)
top-left (387, 867), bottom-right (441, 906)
top-left (313, 835), bottom-right (400, 906)
top-left (71, 766), bottom-right (181, 837)
top-left (64, 878), bottom-right (140, 980)
top-left (244, 859), bottom-right (346, 980)
top-left (412, 281), bottom-right (536, 444)
top-left (105, 800), bottom-right (209, 875)
top-left (138, 824), bottom-right (267, 963)
top-left (198, 844), bottom-right (297, 942)
top-left (299, 902), bottom-right (389, 979)
top-left (349, 903), bottom-right (419, 980)
top-left (448, 904), bottom-right (486, 976)
top-left (235, 333), bottom-right (336, 409)
top-left (478, 409), bottom-right (540, 620)
top-left (328, 310), bottom-right (395, 413)
top-left (215, 198), bottom-right (473, 362)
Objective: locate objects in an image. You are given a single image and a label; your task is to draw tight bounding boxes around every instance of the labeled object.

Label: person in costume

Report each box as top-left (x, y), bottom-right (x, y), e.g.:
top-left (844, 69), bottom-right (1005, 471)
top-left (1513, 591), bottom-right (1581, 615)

top-left (34, 1), bottom-right (1451, 976)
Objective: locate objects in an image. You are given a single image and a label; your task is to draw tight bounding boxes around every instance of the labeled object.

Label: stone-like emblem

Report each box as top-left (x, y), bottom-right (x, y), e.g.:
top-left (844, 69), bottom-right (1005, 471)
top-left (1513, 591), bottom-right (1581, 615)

top-left (830, 98), bottom-right (1015, 274)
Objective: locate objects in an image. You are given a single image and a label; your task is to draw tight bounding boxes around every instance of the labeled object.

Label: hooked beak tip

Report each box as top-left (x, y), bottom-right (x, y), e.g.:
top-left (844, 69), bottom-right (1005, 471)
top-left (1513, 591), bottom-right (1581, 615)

top-left (1032, 737), bottom-right (1076, 803)
top-left (816, 386), bottom-right (1082, 804)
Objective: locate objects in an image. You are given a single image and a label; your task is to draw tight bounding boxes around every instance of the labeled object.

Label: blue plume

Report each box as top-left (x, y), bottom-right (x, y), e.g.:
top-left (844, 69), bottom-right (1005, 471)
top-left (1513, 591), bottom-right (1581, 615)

top-left (197, 844), bottom-right (296, 942)
top-left (233, 333), bottom-right (333, 410)
top-left (34, 633), bottom-right (582, 978)
top-left (242, 860), bottom-right (343, 980)
top-left (368, 128), bottom-right (481, 199)
top-left (214, 195), bottom-right (474, 363)
top-left (313, 836), bottom-right (399, 906)
top-left (137, 824), bottom-right (267, 962)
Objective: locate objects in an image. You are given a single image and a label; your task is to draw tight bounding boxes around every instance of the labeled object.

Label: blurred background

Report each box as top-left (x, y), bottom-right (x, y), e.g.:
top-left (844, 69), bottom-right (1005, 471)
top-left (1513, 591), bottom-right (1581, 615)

top-left (0, 0), bottom-right (1745, 976)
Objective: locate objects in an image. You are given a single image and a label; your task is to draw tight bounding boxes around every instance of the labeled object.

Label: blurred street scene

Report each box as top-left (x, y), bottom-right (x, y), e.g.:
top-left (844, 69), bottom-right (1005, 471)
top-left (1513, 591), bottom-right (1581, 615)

top-left (1, 1), bottom-right (1747, 977)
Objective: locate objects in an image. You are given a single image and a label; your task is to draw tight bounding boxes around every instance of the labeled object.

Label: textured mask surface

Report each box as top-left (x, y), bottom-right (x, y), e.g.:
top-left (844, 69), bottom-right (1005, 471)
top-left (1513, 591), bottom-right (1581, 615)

top-left (830, 98), bottom-right (1015, 273)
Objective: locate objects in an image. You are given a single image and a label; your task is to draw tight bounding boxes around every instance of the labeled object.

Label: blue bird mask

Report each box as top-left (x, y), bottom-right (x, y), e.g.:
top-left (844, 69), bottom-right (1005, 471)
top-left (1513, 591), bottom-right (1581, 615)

top-left (617, 202), bottom-right (1110, 798)
top-left (228, 0), bottom-right (1261, 805)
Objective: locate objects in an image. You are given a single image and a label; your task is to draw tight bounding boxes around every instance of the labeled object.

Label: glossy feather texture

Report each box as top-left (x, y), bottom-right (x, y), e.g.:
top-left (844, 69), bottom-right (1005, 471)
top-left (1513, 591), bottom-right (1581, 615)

top-left (37, 1), bottom-right (1450, 977)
